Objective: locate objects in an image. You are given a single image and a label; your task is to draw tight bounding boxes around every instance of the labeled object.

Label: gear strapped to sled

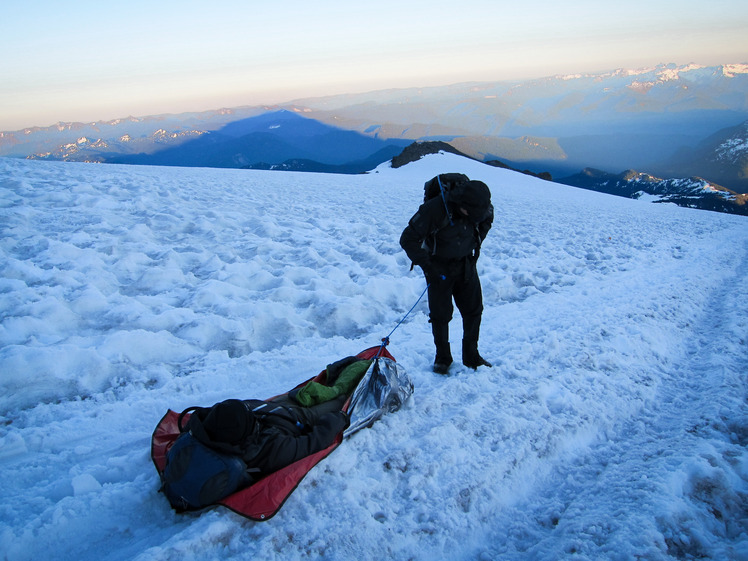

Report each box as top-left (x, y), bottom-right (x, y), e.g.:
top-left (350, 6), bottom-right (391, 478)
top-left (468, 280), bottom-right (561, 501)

top-left (151, 345), bottom-right (412, 521)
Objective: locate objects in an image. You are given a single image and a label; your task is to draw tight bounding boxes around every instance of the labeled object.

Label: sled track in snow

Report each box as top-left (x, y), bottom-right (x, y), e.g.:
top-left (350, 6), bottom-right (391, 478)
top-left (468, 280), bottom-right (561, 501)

top-left (481, 239), bottom-right (748, 560)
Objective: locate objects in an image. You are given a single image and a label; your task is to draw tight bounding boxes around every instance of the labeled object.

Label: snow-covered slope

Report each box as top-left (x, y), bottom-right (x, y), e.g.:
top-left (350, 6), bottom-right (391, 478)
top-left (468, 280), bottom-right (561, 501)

top-left (1, 155), bottom-right (746, 560)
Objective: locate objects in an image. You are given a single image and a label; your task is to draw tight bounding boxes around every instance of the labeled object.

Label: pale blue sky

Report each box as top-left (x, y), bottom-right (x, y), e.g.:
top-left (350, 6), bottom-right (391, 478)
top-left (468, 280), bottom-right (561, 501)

top-left (1, 0), bottom-right (747, 130)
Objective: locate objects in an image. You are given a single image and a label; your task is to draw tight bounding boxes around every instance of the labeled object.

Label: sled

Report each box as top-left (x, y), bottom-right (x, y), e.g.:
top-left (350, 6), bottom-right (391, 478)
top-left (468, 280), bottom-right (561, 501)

top-left (151, 344), bottom-right (411, 521)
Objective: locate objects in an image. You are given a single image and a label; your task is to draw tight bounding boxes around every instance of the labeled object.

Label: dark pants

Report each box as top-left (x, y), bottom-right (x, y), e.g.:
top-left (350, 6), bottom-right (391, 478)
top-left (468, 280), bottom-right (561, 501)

top-left (427, 257), bottom-right (483, 364)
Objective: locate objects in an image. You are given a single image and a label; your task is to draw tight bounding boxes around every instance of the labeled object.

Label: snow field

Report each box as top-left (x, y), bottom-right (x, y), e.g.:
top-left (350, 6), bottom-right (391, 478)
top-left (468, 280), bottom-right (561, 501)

top-left (0, 154), bottom-right (746, 560)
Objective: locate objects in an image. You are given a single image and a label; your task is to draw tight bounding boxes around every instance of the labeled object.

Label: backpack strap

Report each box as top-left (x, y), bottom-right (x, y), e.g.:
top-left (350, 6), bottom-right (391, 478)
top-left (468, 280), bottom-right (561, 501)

top-left (250, 401), bottom-right (307, 431)
top-left (436, 175), bottom-right (454, 227)
top-left (177, 406), bottom-right (201, 432)
top-left (426, 208), bottom-right (455, 258)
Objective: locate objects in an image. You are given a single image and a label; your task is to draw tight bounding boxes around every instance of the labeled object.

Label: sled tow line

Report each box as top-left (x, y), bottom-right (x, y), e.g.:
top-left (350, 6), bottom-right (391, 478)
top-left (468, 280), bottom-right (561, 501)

top-left (375, 282), bottom-right (431, 358)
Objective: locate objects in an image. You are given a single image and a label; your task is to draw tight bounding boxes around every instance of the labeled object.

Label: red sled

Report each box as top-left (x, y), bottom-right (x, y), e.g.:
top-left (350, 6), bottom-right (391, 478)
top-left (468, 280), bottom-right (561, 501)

top-left (151, 345), bottom-right (397, 521)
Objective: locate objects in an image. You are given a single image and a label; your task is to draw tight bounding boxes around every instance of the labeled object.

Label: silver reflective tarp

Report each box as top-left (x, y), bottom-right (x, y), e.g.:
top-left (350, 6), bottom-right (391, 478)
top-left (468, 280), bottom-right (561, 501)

top-left (345, 357), bottom-right (414, 437)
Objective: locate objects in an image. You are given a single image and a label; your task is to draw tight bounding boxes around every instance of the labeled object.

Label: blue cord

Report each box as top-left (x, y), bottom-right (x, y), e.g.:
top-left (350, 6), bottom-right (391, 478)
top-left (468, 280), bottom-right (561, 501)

top-left (437, 175), bottom-right (454, 226)
top-left (376, 282), bottom-right (430, 357)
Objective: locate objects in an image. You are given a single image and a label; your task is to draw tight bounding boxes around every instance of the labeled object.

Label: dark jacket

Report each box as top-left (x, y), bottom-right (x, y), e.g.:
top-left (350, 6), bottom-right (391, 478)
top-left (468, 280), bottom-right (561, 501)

top-left (240, 399), bottom-right (347, 475)
top-left (186, 398), bottom-right (348, 477)
top-left (400, 196), bottom-right (493, 276)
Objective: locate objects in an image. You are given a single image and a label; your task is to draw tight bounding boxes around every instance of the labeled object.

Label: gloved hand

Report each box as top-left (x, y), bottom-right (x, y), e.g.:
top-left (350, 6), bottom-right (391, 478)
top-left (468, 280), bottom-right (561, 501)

top-left (321, 410), bottom-right (350, 434)
top-left (421, 260), bottom-right (445, 283)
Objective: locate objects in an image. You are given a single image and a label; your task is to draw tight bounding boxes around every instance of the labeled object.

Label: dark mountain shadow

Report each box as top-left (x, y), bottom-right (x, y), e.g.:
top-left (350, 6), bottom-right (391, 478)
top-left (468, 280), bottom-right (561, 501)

top-left (108, 110), bottom-right (409, 169)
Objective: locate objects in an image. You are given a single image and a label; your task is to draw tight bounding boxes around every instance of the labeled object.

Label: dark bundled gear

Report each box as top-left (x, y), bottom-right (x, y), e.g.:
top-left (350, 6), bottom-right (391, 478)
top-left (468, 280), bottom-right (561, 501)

top-left (160, 396), bottom-right (348, 511)
top-left (160, 401), bottom-right (255, 510)
top-left (152, 346), bottom-right (413, 519)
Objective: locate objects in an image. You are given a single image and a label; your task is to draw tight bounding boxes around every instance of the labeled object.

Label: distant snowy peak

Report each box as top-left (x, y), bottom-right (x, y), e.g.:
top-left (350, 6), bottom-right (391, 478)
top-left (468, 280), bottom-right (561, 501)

top-left (719, 63), bottom-right (748, 77)
top-left (558, 62), bottom-right (748, 86)
top-left (644, 63), bottom-right (748, 81)
top-left (27, 128), bottom-right (207, 163)
top-left (634, 63), bottom-right (748, 90)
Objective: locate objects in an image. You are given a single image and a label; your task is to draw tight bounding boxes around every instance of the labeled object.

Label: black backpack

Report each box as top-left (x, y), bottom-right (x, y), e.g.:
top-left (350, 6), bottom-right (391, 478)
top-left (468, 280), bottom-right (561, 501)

top-left (419, 173), bottom-right (489, 262)
top-left (160, 402), bottom-right (258, 511)
top-left (423, 173), bottom-right (469, 204)
top-left (161, 432), bottom-right (251, 511)
top-left (422, 173), bottom-right (470, 228)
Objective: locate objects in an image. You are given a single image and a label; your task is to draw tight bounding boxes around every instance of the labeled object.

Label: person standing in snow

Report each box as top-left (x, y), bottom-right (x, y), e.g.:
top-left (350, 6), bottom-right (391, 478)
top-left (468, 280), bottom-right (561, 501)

top-left (400, 174), bottom-right (493, 374)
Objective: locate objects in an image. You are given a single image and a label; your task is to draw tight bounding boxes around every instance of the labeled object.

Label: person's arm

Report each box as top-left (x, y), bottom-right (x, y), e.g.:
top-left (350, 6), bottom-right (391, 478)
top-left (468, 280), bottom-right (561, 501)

top-left (400, 200), bottom-right (443, 277)
top-left (400, 218), bottom-right (429, 268)
top-left (478, 203), bottom-right (494, 242)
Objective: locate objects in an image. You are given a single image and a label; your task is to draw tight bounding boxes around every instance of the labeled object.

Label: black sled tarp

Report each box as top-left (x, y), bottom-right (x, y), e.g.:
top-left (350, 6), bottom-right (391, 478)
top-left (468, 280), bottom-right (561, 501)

top-left (151, 345), bottom-right (413, 520)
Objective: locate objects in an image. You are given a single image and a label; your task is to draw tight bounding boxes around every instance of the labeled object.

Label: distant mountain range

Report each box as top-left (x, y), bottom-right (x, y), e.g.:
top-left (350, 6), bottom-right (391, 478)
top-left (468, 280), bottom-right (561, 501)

top-left (389, 141), bottom-right (747, 216)
top-left (1, 62), bottom-right (746, 213)
top-left (285, 63), bottom-right (748, 182)
top-left (663, 120), bottom-right (748, 192)
top-left (557, 168), bottom-right (747, 216)
top-left (1, 110), bottom-right (409, 173)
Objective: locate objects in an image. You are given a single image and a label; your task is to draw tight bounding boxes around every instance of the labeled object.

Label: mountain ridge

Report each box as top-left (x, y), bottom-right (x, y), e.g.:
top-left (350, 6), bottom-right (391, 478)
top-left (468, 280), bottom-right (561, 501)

top-left (557, 167), bottom-right (747, 215)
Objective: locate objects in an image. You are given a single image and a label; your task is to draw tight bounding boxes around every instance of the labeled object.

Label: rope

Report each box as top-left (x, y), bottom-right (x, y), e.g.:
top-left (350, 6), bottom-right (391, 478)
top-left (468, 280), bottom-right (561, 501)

top-left (375, 282), bottom-right (430, 357)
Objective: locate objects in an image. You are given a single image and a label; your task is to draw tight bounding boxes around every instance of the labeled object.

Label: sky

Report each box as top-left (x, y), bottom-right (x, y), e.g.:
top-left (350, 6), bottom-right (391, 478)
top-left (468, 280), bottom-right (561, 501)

top-left (1, 0), bottom-right (747, 131)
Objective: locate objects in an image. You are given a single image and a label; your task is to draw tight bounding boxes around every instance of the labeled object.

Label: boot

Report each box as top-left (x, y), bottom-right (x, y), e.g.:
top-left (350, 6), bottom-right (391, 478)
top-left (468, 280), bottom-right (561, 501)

top-left (433, 360), bottom-right (451, 375)
top-left (462, 339), bottom-right (492, 370)
top-left (432, 322), bottom-right (453, 375)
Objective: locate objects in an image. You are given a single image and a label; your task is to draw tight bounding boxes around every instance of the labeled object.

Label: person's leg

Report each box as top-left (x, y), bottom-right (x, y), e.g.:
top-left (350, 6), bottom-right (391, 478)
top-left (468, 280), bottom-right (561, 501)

top-left (427, 275), bottom-right (456, 373)
top-left (454, 259), bottom-right (491, 369)
top-left (431, 321), bottom-right (452, 373)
